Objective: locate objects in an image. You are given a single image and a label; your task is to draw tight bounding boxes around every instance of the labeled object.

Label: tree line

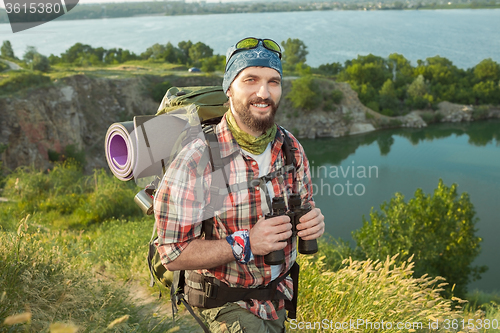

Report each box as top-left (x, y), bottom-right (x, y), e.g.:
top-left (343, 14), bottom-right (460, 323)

top-left (2, 38), bottom-right (499, 114)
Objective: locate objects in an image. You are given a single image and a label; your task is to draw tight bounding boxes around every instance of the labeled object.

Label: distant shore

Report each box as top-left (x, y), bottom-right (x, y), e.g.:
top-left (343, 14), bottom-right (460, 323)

top-left (1, 1), bottom-right (499, 24)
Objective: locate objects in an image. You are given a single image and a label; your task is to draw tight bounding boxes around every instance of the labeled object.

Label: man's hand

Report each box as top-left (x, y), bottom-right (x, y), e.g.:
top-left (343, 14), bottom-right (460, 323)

top-left (250, 215), bottom-right (292, 256)
top-left (295, 204), bottom-right (325, 241)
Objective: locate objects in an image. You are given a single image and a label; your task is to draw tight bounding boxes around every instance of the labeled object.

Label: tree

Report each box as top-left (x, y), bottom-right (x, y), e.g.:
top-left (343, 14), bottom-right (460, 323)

top-left (473, 80), bottom-right (500, 105)
top-left (163, 42), bottom-right (185, 64)
top-left (353, 179), bottom-right (487, 298)
top-left (178, 40), bottom-right (193, 63)
top-left (200, 55), bottom-right (225, 73)
top-left (188, 42), bottom-right (213, 66)
top-left (378, 79), bottom-right (399, 113)
top-left (142, 43), bottom-right (166, 61)
top-left (60, 43), bottom-right (95, 64)
top-left (473, 58), bottom-right (500, 82)
top-left (32, 53), bottom-right (50, 72)
top-left (281, 38), bottom-right (308, 71)
top-left (1, 40), bottom-right (15, 59)
top-left (23, 46), bottom-right (37, 63)
top-left (406, 74), bottom-right (433, 109)
top-left (339, 54), bottom-right (391, 90)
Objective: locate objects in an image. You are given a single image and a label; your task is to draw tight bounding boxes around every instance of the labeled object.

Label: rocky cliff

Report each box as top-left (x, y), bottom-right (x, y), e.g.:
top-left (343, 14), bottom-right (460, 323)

top-left (1, 75), bottom-right (157, 173)
top-left (1, 74), bottom-right (498, 173)
top-left (0, 74), bottom-right (222, 173)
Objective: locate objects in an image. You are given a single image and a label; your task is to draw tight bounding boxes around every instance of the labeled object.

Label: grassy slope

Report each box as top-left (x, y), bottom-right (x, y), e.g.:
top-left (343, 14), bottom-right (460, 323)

top-left (1, 163), bottom-right (499, 332)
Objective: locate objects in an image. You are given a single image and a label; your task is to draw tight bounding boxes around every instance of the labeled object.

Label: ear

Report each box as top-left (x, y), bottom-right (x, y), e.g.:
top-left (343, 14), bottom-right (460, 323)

top-left (226, 87), bottom-right (232, 98)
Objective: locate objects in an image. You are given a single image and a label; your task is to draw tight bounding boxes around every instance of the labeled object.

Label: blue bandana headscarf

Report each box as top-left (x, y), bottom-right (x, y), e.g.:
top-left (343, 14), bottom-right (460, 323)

top-left (222, 40), bottom-right (283, 94)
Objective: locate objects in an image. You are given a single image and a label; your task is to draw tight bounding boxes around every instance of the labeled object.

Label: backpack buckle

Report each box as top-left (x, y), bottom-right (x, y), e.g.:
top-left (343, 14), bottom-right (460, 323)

top-left (204, 279), bottom-right (218, 299)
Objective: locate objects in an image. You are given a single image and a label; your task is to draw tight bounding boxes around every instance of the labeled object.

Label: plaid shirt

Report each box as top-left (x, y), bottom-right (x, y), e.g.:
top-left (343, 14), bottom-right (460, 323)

top-left (154, 114), bottom-right (313, 320)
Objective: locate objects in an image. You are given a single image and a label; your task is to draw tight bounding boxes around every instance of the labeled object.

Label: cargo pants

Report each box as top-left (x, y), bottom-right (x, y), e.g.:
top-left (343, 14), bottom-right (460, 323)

top-left (199, 302), bottom-right (286, 333)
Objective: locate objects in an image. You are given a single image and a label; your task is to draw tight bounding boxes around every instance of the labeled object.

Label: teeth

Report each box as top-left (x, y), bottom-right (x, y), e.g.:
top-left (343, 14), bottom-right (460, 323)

top-left (253, 103), bottom-right (269, 108)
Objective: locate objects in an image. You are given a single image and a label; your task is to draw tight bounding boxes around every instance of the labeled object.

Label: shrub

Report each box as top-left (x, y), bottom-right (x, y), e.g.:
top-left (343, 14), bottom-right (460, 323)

top-left (353, 179), bottom-right (487, 298)
top-left (366, 101), bottom-right (380, 112)
top-left (286, 76), bottom-right (322, 111)
top-left (149, 79), bottom-right (172, 103)
top-left (472, 105), bottom-right (490, 120)
top-left (48, 144), bottom-right (86, 168)
top-left (3, 162), bottom-right (142, 228)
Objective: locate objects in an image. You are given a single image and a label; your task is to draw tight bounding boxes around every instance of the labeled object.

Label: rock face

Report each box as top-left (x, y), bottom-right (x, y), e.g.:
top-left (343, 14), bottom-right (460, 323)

top-left (276, 81), bottom-right (378, 139)
top-left (0, 75), bottom-right (159, 173)
top-left (437, 101), bottom-right (473, 122)
top-left (398, 111), bottom-right (427, 128)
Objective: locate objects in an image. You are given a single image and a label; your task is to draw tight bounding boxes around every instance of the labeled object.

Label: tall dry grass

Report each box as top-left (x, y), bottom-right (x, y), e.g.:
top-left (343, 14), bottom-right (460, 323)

top-left (0, 216), bottom-right (179, 332)
top-left (292, 254), bottom-right (461, 332)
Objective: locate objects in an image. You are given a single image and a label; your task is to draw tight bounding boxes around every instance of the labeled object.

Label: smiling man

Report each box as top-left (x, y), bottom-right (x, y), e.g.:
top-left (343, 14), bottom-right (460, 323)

top-left (154, 37), bottom-right (324, 333)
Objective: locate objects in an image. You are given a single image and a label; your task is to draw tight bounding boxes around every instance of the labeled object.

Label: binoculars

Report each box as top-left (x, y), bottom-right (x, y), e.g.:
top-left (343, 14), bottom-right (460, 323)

top-left (264, 194), bottom-right (318, 265)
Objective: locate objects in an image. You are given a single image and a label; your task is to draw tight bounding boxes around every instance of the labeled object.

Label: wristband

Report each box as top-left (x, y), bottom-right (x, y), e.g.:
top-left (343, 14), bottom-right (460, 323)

top-left (226, 230), bottom-right (254, 264)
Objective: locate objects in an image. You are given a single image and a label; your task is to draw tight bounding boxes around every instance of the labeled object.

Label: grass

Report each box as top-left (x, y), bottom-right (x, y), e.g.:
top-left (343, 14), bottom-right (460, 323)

top-left (1, 162), bottom-right (499, 332)
top-left (0, 216), bottom-right (181, 332)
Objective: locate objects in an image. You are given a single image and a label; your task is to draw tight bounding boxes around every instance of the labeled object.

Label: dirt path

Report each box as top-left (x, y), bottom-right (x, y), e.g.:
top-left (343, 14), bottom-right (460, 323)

top-left (126, 282), bottom-right (204, 333)
top-left (0, 59), bottom-right (22, 70)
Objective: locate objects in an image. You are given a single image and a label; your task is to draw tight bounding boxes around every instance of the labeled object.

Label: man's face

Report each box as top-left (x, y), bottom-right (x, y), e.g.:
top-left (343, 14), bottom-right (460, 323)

top-left (227, 66), bottom-right (282, 135)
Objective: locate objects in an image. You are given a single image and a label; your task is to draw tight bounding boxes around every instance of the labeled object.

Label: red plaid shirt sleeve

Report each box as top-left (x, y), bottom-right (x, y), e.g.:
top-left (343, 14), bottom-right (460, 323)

top-left (153, 138), bottom-right (212, 264)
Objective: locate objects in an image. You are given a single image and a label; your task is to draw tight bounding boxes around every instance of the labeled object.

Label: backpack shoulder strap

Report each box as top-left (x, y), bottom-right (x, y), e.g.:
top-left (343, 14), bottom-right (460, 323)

top-left (201, 124), bottom-right (233, 239)
top-left (279, 125), bottom-right (298, 168)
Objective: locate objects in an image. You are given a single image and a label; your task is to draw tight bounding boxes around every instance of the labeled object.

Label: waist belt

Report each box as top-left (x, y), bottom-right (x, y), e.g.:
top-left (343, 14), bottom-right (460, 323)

top-left (184, 262), bottom-right (300, 319)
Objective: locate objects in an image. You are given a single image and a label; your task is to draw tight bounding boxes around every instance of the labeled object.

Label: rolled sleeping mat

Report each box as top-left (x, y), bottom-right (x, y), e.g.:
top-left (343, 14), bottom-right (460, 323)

top-left (105, 121), bottom-right (136, 181)
top-left (104, 107), bottom-right (201, 184)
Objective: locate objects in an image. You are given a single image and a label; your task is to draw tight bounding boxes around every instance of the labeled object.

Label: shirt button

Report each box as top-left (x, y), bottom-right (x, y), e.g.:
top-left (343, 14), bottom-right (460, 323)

top-left (252, 161), bottom-right (257, 166)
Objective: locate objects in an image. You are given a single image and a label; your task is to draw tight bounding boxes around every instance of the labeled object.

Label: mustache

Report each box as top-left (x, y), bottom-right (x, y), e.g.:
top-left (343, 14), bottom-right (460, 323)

top-left (248, 97), bottom-right (276, 108)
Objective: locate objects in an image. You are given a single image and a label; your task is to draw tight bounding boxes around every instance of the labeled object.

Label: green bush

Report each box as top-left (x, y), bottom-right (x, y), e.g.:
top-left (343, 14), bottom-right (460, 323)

top-left (366, 101), bottom-right (380, 112)
top-left (3, 162), bottom-right (142, 228)
top-left (472, 106), bottom-right (490, 120)
top-left (149, 79), bottom-right (172, 103)
top-left (0, 61), bottom-right (8, 72)
top-left (353, 179), bottom-right (487, 298)
top-left (0, 72), bottom-right (51, 95)
top-left (47, 144), bottom-right (86, 168)
top-left (286, 75), bottom-right (322, 111)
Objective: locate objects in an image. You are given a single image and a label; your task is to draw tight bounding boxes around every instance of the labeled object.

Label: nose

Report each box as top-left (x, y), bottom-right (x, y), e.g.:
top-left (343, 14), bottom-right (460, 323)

top-left (256, 83), bottom-right (270, 100)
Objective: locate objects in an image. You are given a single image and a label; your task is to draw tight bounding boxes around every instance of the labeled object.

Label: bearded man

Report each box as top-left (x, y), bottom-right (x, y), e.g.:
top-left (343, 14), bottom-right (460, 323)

top-left (154, 37), bottom-right (324, 333)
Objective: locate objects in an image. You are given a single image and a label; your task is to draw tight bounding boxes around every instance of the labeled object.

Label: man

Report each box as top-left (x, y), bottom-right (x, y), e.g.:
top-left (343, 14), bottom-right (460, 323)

top-left (154, 37), bottom-right (324, 332)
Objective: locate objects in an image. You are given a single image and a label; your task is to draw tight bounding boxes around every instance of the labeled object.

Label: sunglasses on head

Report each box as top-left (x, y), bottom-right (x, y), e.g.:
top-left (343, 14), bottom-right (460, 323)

top-left (228, 37), bottom-right (282, 62)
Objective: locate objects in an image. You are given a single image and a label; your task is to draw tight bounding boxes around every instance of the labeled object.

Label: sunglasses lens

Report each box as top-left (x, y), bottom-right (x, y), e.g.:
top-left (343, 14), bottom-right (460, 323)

top-left (263, 39), bottom-right (281, 53)
top-left (236, 38), bottom-right (259, 50)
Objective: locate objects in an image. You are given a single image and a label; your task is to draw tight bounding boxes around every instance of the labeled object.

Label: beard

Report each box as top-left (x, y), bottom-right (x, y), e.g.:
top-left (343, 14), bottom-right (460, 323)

top-left (231, 96), bottom-right (279, 134)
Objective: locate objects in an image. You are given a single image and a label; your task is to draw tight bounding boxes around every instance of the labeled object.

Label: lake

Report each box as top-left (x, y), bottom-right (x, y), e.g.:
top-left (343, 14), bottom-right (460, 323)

top-left (1, 9), bottom-right (500, 68)
top-left (300, 120), bottom-right (500, 293)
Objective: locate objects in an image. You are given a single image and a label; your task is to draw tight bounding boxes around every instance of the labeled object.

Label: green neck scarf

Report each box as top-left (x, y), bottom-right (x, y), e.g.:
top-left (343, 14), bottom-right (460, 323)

top-left (226, 110), bottom-right (277, 155)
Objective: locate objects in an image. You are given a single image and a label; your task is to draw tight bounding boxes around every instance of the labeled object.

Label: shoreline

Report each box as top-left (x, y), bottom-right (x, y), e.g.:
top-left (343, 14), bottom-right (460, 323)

top-left (1, 5), bottom-right (500, 24)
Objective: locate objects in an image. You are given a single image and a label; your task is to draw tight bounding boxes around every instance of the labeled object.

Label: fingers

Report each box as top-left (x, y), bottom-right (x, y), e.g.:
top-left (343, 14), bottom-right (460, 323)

top-left (296, 208), bottom-right (325, 240)
top-left (250, 215), bottom-right (292, 255)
